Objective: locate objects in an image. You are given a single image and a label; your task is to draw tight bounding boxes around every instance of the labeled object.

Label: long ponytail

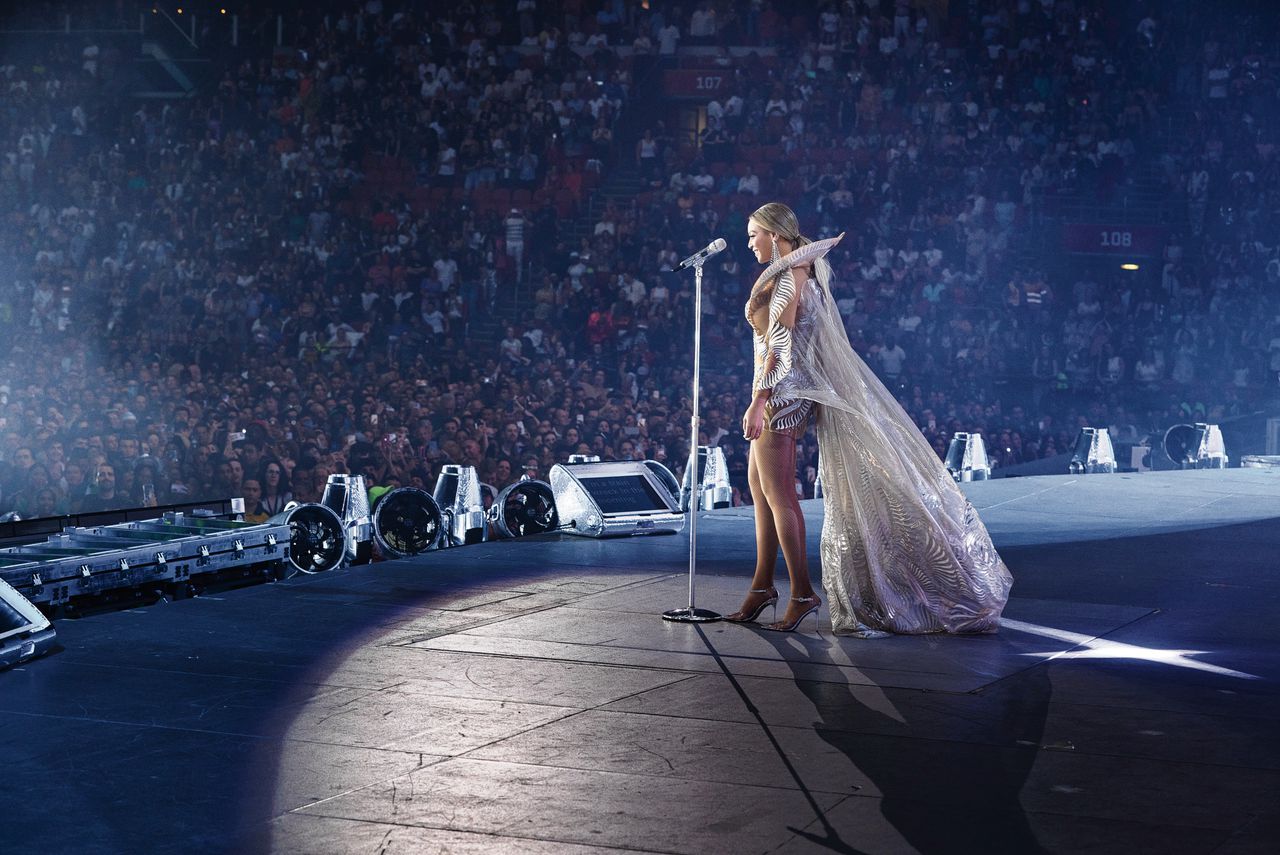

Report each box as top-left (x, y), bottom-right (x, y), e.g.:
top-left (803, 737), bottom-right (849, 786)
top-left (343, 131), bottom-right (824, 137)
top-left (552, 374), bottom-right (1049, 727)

top-left (794, 232), bottom-right (834, 295)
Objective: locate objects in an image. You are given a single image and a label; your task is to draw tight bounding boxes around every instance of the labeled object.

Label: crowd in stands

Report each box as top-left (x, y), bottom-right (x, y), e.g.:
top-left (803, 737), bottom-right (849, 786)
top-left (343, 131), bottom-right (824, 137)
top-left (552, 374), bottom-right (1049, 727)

top-left (2, 0), bottom-right (1278, 520)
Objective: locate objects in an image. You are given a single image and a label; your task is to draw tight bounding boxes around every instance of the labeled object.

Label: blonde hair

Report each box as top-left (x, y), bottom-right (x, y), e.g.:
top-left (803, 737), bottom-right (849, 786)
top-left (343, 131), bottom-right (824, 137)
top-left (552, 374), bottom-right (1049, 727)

top-left (750, 201), bottom-right (833, 291)
top-left (750, 201), bottom-right (801, 243)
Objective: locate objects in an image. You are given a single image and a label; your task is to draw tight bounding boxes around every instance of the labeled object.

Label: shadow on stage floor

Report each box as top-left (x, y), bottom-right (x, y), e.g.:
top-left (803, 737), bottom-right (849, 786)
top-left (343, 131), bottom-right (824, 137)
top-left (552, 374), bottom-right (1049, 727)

top-left (2, 470), bottom-right (1279, 854)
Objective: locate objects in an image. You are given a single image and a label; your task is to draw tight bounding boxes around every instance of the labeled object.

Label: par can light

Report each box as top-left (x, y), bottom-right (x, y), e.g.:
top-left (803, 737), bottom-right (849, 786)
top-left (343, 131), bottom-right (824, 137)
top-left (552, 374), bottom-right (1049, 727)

top-left (371, 487), bottom-right (443, 558)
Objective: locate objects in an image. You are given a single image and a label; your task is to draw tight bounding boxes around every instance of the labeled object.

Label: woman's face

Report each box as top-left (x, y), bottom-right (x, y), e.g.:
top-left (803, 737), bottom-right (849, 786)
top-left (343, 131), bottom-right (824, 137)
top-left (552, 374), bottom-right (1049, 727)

top-left (746, 219), bottom-right (774, 265)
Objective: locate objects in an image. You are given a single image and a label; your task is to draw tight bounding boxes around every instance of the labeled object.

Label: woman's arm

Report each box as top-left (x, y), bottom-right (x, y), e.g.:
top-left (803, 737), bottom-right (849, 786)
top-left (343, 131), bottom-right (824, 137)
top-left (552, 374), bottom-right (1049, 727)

top-left (755, 266), bottom-right (803, 392)
top-left (744, 267), bottom-right (803, 440)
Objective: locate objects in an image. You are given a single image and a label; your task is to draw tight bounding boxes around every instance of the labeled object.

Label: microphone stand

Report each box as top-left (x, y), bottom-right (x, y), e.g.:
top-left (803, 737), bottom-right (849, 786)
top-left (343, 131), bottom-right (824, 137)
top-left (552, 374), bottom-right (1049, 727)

top-left (662, 256), bottom-right (722, 623)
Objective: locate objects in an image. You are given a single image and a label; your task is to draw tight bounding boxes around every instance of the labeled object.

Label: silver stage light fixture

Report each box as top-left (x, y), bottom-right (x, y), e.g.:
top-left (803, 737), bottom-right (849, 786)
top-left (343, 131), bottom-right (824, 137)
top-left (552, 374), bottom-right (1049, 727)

top-left (549, 461), bottom-right (684, 538)
top-left (945, 432), bottom-right (991, 481)
top-left (270, 502), bottom-right (348, 575)
top-left (1163, 423), bottom-right (1228, 469)
top-left (679, 445), bottom-right (732, 511)
top-left (1, 576), bottom-right (56, 669)
top-left (1069, 427), bottom-right (1116, 474)
top-left (433, 464), bottom-right (487, 546)
top-left (1193, 423), bottom-right (1228, 468)
top-left (1241, 455), bottom-right (1280, 469)
top-left (488, 480), bottom-right (559, 538)
top-left (643, 459), bottom-right (681, 500)
top-left (320, 474), bottom-right (373, 563)
top-left (370, 487), bottom-right (443, 558)
top-left (1162, 424), bottom-right (1197, 467)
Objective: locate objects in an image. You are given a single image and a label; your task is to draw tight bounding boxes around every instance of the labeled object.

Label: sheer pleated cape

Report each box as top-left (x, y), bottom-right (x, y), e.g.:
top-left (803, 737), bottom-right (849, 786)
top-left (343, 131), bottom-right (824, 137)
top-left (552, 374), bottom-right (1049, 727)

top-left (752, 234), bottom-right (1013, 637)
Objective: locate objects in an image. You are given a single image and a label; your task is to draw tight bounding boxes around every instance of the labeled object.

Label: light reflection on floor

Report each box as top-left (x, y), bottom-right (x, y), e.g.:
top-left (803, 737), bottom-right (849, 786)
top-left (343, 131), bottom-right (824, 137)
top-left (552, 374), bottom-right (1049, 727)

top-left (1002, 617), bottom-right (1262, 680)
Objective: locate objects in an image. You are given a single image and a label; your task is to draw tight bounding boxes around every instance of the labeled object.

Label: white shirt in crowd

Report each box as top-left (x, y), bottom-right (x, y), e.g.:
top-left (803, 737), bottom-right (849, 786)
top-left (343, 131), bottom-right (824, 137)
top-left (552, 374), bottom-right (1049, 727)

top-left (658, 24), bottom-right (680, 54)
top-left (689, 9), bottom-right (715, 38)
top-left (437, 146), bottom-right (456, 176)
top-left (877, 343), bottom-right (907, 376)
top-left (422, 307), bottom-right (445, 334)
top-left (433, 257), bottom-right (458, 289)
top-left (505, 212), bottom-right (526, 245)
top-left (620, 275), bottom-right (647, 305)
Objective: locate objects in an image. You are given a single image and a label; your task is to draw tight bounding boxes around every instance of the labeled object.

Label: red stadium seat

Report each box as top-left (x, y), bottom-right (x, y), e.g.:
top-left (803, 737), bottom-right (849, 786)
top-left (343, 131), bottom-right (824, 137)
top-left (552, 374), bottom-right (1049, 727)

top-left (554, 188), bottom-right (577, 218)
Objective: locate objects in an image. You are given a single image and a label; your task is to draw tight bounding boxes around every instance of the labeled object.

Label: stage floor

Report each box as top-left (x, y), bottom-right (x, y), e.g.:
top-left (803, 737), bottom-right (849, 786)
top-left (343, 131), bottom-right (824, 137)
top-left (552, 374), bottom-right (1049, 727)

top-left (3, 469), bottom-right (1280, 854)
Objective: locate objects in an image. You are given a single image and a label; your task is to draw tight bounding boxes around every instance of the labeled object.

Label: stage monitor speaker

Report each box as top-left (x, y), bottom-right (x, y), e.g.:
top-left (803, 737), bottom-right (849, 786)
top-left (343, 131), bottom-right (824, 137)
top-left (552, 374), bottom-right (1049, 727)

top-left (550, 461), bottom-right (684, 538)
top-left (1, 576), bottom-right (57, 669)
top-left (642, 459), bottom-right (681, 499)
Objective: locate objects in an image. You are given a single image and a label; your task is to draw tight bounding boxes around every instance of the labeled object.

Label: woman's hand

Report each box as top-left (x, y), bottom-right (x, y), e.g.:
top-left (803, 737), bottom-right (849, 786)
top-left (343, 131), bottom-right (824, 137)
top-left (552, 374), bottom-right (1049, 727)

top-left (742, 398), bottom-right (768, 441)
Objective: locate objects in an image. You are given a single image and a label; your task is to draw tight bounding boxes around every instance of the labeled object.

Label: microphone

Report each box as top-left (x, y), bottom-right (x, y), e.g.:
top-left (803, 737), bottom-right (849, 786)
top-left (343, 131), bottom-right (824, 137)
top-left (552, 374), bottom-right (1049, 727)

top-left (677, 238), bottom-right (727, 270)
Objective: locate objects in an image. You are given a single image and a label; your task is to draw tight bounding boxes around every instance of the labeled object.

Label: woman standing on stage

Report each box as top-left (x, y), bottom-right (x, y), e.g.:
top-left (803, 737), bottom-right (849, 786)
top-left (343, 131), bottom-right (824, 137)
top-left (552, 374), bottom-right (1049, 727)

top-left (725, 202), bottom-right (1012, 635)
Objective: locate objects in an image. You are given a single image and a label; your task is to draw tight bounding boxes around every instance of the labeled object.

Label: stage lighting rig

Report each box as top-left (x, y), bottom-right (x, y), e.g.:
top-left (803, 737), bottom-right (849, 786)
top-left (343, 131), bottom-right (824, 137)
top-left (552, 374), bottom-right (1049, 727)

top-left (1163, 423), bottom-right (1228, 469)
top-left (945, 432), bottom-right (991, 481)
top-left (1069, 427), bottom-right (1117, 474)
top-left (489, 479), bottom-right (559, 538)
top-left (433, 465), bottom-right (487, 546)
top-left (271, 503), bottom-right (347, 575)
top-left (550, 461), bottom-right (683, 538)
top-left (370, 487), bottom-right (443, 557)
top-left (320, 474), bottom-right (373, 563)
top-left (680, 446), bottom-right (732, 511)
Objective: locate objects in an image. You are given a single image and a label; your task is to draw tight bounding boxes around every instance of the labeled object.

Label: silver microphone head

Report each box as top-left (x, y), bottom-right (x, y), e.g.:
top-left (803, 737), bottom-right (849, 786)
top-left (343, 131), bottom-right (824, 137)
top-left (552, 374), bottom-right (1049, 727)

top-left (676, 237), bottom-right (729, 270)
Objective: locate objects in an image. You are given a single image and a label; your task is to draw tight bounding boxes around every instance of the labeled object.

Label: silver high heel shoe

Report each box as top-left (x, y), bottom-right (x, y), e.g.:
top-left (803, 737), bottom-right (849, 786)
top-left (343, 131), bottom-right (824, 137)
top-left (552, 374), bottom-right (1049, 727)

top-left (761, 596), bottom-right (821, 632)
top-left (724, 587), bottom-right (779, 623)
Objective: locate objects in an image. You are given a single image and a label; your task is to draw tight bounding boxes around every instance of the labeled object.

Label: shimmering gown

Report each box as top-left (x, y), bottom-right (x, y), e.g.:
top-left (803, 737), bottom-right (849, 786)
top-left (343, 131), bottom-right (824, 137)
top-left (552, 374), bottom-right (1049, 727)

top-left (748, 237), bottom-right (1012, 637)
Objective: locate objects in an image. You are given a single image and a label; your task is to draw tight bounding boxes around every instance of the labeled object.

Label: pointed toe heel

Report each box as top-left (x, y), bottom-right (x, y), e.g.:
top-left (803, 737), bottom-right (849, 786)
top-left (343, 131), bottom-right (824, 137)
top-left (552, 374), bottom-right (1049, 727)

top-left (724, 587), bottom-right (779, 623)
top-left (762, 596), bottom-right (821, 633)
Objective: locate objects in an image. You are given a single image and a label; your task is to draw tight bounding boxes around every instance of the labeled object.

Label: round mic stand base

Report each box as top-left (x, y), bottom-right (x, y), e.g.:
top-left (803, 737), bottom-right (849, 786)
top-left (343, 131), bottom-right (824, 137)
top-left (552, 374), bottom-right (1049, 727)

top-left (662, 607), bottom-right (722, 623)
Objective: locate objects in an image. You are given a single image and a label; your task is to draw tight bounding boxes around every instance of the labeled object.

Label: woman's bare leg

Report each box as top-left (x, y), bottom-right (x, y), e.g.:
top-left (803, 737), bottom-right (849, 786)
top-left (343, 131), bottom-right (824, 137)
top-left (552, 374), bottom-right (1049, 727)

top-left (754, 429), bottom-right (820, 625)
top-left (727, 441), bottom-right (781, 619)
